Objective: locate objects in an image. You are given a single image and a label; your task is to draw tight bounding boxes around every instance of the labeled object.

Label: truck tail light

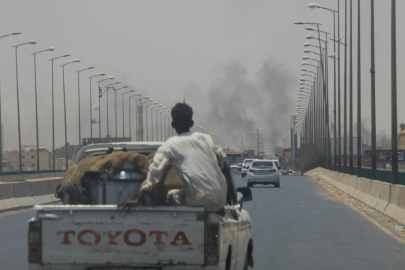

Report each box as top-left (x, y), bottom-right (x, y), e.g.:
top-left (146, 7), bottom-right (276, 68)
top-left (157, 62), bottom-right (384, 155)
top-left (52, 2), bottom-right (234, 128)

top-left (268, 168), bottom-right (276, 173)
top-left (206, 222), bottom-right (219, 265)
top-left (28, 220), bottom-right (42, 264)
top-left (249, 168), bottom-right (256, 172)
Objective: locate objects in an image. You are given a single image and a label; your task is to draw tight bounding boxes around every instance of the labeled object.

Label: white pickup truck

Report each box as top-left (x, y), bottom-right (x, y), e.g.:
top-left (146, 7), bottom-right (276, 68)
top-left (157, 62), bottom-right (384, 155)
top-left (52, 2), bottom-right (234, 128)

top-left (28, 142), bottom-right (254, 270)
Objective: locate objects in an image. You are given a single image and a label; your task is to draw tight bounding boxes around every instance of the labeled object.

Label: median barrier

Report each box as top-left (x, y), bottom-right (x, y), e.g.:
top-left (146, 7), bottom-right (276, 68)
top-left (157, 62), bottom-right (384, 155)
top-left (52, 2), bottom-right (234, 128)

top-left (385, 185), bottom-right (405, 225)
top-left (369, 181), bottom-right (391, 213)
top-left (40, 172), bottom-right (56, 178)
top-left (0, 177), bottom-right (62, 212)
top-left (23, 174), bottom-right (40, 180)
top-left (2, 175), bottom-right (24, 182)
top-left (308, 167), bottom-right (405, 225)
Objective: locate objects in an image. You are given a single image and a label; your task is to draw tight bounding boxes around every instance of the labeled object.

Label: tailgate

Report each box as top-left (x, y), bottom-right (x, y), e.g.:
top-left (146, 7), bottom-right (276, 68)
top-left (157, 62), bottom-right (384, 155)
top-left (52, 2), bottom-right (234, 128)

top-left (36, 205), bottom-right (205, 266)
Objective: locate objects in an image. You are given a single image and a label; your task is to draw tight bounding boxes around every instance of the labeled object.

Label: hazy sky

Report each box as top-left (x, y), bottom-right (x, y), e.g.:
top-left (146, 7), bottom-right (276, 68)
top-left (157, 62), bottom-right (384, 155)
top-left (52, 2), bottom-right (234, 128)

top-left (0, 0), bottom-right (404, 152)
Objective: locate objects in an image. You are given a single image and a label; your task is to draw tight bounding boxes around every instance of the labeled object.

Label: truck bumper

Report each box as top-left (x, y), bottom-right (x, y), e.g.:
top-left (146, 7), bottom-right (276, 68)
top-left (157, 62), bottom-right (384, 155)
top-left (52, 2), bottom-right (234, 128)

top-left (30, 264), bottom-right (222, 270)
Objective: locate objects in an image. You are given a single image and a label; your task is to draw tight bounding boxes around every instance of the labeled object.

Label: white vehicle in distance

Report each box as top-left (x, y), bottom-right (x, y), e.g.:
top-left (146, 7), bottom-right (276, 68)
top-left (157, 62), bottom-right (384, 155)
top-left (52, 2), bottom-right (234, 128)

top-left (247, 160), bottom-right (280, 188)
top-left (241, 159), bottom-right (256, 178)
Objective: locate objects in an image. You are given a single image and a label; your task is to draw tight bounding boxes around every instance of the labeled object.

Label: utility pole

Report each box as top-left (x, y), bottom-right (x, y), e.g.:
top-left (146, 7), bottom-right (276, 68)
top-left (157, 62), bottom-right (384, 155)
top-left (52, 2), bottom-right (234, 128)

top-left (370, 0), bottom-right (377, 179)
top-left (349, 0), bottom-right (353, 174)
top-left (343, 0), bottom-right (347, 173)
top-left (391, 0), bottom-right (398, 184)
top-left (357, 0), bottom-right (362, 177)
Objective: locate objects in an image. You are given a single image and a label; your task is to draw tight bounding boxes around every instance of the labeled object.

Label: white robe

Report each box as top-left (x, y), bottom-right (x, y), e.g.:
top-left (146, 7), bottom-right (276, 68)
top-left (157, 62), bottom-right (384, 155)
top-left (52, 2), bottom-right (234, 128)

top-left (140, 131), bottom-right (227, 211)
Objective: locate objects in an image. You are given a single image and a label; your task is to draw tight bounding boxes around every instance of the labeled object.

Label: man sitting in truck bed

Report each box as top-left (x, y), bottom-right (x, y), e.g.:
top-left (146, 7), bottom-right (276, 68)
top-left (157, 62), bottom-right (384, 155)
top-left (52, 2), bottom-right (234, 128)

top-left (121, 102), bottom-right (228, 211)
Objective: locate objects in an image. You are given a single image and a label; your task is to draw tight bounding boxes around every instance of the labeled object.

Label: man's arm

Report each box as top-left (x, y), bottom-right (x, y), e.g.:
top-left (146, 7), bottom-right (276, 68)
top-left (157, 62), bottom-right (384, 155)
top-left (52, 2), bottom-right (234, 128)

top-left (119, 143), bottom-right (173, 209)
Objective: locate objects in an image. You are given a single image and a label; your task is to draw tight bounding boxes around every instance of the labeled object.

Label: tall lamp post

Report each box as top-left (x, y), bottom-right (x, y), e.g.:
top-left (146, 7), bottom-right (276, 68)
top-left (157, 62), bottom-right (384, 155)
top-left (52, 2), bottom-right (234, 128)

top-left (308, 2), bottom-right (339, 169)
top-left (61, 59), bottom-right (81, 170)
top-left (159, 107), bottom-right (167, 142)
top-left (113, 86), bottom-right (128, 138)
top-left (128, 94), bottom-right (145, 140)
top-left (88, 72), bottom-right (105, 141)
top-left (155, 106), bottom-right (166, 141)
top-left (50, 54), bottom-right (70, 170)
top-left (76, 66), bottom-right (94, 147)
top-left (32, 47), bottom-right (55, 172)
top-left (141, 99), bottom-right (154, 141)
top-left (135, 96), bottom-right (148, 141)
top-left (0, 32), bottom-right (21, 173)
top-left (13, 40), bottom-right (36, 172)
top-left (121, 90), bottom-right (136, 137)
top-left (96, 76), bottom-right (114, 138)
top-left (150, 103), bottom-right (160, 141)
top-left (101, 82), bottom-right (121, 138)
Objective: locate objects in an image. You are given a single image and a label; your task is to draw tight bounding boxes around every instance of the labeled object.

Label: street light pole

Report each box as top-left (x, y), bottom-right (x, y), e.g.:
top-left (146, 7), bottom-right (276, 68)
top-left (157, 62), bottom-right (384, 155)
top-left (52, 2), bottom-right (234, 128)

top-left (150, 104), bottom-right (160, 141)
top-left (97, 77), bottom-right (115, 138)
top-left (0, 32), bottom-right (21, 173)
top-left (391, 0), bottom-right (398, 184)
top-left (370, 0), bottom-right (377, 179)
top-left (344, 0), bottom-right (347, 173)
top-left (76, 67), bottom-right (94, 147)
top-left (121, 90), bottom-right (136, 137)
top-left (349, 0), bottom-right (353, 174)
top-left (113, 86), bottom-right (128, 138)
top-left (61, 59), bottom-right (81, 169)
top-left (357, 0), bottom-right (362, 176)
top-left (88, 73), bottom-right (105, 141)
top-left (13, 40), bottom-right (36, 172)
top-left (33, 47), bottom-right (55, 172)
top-left (50, 54), bottom-right (70, 169)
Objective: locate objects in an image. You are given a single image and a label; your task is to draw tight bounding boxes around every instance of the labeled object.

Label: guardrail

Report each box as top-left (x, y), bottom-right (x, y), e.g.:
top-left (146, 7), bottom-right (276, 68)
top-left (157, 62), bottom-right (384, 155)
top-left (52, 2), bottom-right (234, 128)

top-left (306, 167), bottom-right (405, 225)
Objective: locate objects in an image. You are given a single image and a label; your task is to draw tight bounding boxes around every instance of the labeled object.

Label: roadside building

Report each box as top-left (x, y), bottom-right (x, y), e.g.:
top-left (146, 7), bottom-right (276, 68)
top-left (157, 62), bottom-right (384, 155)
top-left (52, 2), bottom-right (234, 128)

top-left (5, 145), bottom-right (50, 171)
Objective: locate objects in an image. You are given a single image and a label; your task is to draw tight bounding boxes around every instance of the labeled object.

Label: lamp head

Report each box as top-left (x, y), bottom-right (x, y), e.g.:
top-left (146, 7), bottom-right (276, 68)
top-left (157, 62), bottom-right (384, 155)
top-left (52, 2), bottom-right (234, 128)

top-left (144, 96), bottom-right (149, 99)
top-left (48, 47), bottom-right (55, 51)
top-left (12, 32), bottom-right (21, 35)
top-left (300, 78), bottom-right (306, 81)
top-left (302, 56), bottom-right (309, 60)
top-left (153, 102), bottom-right (158, 104)
top-left (294, 22), bottom-right (304, 25)
top-left (99, 72), bottom-right (105, 76)
top-left (303, 42), bottom-right (310, 47)
top-left (308, 3), bottom-right (320, 9)
top-left (63, 54), bottom-right (70, 57)
top-left (303, 49), bottom-right (311, 53)
top-left (88, 67), bottom-right (95, 70)
top-left (28, 40), bottom-right (36, 45)
top-left (108, 76), bottom-right (114, 79)
top-left (301, 62), bottom-right (308, 66)
top-left (306, 35), bottom-right (314, 40)
top-left (74, 59), bottom-right (80, 63)
top-left (135, 93), bottom-right (141, 95)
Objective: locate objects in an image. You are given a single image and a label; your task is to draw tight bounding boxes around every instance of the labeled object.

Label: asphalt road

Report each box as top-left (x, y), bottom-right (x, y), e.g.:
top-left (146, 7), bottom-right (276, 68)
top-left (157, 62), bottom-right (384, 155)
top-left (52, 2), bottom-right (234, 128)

top-left (1, 175), bottom-right (405, 269)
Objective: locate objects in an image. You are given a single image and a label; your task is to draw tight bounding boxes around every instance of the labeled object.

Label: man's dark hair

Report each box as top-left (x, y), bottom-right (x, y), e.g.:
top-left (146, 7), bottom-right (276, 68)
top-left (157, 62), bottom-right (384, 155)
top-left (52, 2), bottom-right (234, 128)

top-left (171, 103), bottom-right (194, 131)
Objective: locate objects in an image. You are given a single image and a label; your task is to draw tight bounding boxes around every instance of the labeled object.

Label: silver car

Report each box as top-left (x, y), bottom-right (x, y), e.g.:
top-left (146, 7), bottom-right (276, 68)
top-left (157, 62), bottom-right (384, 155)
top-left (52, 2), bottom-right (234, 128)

top-left (247, 160), bottom-right (280, 188)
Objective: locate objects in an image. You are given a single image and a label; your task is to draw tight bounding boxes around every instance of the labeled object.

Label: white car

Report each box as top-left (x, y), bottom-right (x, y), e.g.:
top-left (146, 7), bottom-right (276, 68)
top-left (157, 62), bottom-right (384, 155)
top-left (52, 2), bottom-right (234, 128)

top-left (247, 160), bottom-right (280, 188)
top-left (241, 159), bottom-right (256, 178)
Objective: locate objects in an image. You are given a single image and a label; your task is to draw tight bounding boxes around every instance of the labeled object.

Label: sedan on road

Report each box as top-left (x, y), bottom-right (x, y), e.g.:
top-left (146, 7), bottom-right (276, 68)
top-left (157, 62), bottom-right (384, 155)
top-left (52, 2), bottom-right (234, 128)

top-left (241, 159), bottom-right (256, 177)
top-left (247, 160), bottom-right (280, 188)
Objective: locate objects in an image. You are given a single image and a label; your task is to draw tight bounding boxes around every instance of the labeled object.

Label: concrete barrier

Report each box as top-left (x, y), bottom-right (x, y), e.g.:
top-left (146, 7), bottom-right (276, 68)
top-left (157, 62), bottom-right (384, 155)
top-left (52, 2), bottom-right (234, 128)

top-left (0, 177), bottom-right (62, 212)
top-left (308, 167), bottom-right (405, 225)
top-left (369, 181), bottom-right (391, 213)
top-left (384, 185), bottom-right (405, 225)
